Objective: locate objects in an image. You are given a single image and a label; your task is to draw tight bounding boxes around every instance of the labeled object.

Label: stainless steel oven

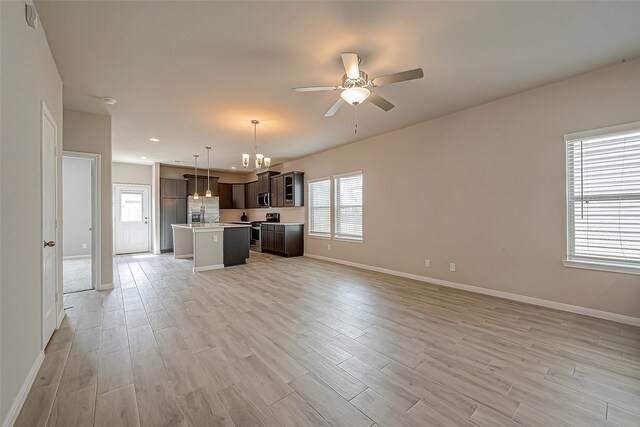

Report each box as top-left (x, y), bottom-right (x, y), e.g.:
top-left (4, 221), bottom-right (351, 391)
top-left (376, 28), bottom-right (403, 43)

top-left (250, 222), bottom-right (262, 251)
top-left (250, 213), bottom-right (280, 252)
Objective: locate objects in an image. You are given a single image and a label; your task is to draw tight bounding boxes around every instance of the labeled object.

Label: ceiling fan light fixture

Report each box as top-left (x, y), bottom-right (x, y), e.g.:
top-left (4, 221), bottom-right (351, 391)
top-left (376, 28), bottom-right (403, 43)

top-left (341, 87), bottom-right (370, 105)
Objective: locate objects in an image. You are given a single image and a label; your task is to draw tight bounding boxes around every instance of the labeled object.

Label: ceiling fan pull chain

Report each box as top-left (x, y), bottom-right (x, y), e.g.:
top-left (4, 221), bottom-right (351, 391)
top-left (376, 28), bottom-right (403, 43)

top-left (354, 104), bottom-right (358, 134)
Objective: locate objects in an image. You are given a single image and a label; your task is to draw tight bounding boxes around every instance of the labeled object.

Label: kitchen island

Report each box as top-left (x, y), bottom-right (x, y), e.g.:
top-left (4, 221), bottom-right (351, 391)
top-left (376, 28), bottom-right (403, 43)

top-left (171, 223), bottom-right (251, 272)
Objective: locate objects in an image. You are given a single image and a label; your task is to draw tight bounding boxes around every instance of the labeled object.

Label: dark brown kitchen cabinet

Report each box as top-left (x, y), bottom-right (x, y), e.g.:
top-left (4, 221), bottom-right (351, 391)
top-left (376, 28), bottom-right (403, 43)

top-left (271, 175), bottom-right (284, 207)
top-left (257, 171), bottom-right (278, 196)
top-left (161, 178), bottom-right (187, 198)
top-left (245, 181), bottom-right (258, 208)
top-left (218, 183), bottom-right (233, 209)
top-left (270, 172), bottom-right (304, 207)
top-left (232, 184), bottom-right (245, 209)
top-left (261, 224), bottom-right (303, 256)
top-left (160, 179), bottom-right (187, 252)
top-left (184, 174), bottom-right (218, 196)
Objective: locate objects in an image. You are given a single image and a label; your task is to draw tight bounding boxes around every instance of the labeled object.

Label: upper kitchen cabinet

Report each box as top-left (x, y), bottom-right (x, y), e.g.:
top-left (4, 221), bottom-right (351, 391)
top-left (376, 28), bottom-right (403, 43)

top-left (232, 184), bottom-right (245, 209)
top-left (219, 183), bottom-right (245, 209)
top-left (271, 172), bottom-right (304, 207)
top-left (257, 171), bottom-right (278, 195)
top-left (271, 175), bottom-right (284, 207)
top-left (218, 183), bottom-right (233, 209)
top-left (161, 178), bottom-right (188, 198)
top-left (184, 174), bottom-right (219, 196)
top-left (245, 181), bottom-right (258, 208)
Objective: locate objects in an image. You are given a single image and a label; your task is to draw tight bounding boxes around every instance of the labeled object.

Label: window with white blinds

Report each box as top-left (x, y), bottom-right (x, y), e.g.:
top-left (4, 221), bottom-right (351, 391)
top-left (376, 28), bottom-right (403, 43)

top-left (566, 126), bottom-right (640, 269)
top-left (308, 178), bottom-right (331, 237)
top-left (334, 172), bottom-right (363, 240)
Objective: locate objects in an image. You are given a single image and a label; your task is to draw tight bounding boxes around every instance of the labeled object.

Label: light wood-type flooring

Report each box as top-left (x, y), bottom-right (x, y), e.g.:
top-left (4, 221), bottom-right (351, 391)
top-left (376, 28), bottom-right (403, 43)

top-left (16, 252), bottom-right (640, 426)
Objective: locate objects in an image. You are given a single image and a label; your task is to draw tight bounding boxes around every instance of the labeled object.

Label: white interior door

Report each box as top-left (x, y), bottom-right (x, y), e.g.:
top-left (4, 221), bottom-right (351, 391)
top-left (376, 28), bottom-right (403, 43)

top-left (115, 185), bottom-right (150, 254)
top-left (42, 103), bottom-right (58, 347)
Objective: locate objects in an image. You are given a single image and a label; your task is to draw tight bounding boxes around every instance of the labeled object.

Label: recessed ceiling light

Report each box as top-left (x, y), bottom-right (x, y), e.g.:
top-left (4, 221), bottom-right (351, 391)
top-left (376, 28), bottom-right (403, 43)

top-left (140, 156), bottom-right (147, 159)
top-left (149, 138), bottom-right (160, 142)
top-left (231, 166), bottom-right (236, 170)
top-left (100, 96), bottom-right (117, 105)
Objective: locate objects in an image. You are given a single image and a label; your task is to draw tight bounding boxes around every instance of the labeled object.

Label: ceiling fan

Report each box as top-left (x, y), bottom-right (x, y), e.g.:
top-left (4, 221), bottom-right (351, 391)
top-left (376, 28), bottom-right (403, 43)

top-left (292, 52), bottom-right (424, 117)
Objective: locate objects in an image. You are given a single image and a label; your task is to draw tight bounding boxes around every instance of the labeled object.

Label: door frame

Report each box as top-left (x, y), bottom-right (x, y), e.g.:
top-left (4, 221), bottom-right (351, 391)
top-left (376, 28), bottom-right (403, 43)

top-left (41, 102), bottom-right (60, 349)
top-left (62, 151), bottom-right (102, 293)
top-left (113, 183), bottom-right (152, 254)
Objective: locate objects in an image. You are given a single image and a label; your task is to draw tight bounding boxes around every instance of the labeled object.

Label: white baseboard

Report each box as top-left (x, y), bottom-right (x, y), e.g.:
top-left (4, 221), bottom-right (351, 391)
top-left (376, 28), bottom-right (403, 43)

top-left (304, 253), bottom-right (640, 327)
top-left (62, 254), bottom-right (91, 260)
top-left (194, 264), bottom-right (224, 272)
top-left (1, 351), bottom-right (45, 427)
top-left (96, 282), bottom-right (114, 291)
top-left (57, 310), bottom-right (65, 328)
top-left (174, 254), bottom-right (193, 259)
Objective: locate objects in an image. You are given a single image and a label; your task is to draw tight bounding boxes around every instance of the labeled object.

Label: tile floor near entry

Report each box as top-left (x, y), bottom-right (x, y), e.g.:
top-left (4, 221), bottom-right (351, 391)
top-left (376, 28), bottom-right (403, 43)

top-left (63, 257), bottom-right (93, 293)
top-left (16, 252), bottom-right (640, 426)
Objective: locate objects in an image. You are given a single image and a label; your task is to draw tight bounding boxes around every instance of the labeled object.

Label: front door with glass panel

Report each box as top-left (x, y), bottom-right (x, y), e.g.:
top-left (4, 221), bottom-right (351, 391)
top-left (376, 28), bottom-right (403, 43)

top-left (114, 185), bottom-right (150, 254)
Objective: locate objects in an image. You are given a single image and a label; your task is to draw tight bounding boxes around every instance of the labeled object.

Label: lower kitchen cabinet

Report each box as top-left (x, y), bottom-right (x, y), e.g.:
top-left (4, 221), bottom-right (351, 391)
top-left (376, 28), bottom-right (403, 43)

top-left (260, 224), bottom-right (303, 257)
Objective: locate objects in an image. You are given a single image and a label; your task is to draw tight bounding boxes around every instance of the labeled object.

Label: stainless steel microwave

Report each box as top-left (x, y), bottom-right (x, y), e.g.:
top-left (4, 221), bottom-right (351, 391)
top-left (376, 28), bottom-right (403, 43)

top-left (257, 192), bottom-right (269, 207)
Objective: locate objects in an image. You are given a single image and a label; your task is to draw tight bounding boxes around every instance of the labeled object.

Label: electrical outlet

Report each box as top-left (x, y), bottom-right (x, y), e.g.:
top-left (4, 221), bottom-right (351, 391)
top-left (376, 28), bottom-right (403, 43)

top-left (327, 244), bottom-right (331, 251)
top-left (449, 262), bottom-right (456, 272)
top-left (213, 235), bottom-right (218, 242)
top-left (82, 243), bottom-right (87, 249)
top-left (425, 259), bottom-right (430, 267)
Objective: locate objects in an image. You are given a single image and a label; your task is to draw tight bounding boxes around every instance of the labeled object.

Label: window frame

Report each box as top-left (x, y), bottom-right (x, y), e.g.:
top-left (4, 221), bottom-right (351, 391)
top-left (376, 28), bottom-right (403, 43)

top-left (563, 121), bottom-right (640, 276)
top-left (307, 176), bottom-right (332, 239)
top-left (333, 171), bottom-right (364, 242)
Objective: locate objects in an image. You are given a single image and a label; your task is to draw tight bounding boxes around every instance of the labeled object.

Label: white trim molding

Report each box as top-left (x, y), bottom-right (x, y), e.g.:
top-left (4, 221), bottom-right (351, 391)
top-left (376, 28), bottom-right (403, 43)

top-left (96, 282), bottom-right (114, 291)
top-left (57, 309), bottom-right (66, 328)
top-left (563, 259), bottom-right (640, 276)
top-left (304, 253), bottom-right (640, 327)
top-left (1, 351), bottom-right (45, 427)
top-left (194, 264), bottom-right (224, 272)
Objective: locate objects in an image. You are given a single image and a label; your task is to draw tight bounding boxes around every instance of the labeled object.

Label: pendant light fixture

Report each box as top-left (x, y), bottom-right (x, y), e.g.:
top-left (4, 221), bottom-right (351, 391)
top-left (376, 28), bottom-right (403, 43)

top-left (205, 146), bottom-right (212, 197)
top-left (192, 154), bottom-right (200, 200)
top-left (242, 120), bottom-right (271, 169)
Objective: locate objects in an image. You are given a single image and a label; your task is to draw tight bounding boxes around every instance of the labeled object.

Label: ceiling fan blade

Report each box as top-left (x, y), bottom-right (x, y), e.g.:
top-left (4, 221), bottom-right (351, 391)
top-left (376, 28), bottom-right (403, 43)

top-left (372, 68), bottom-right (424, 87)
top-left (368, 92), bottom-right (395, 111)
top-left (292, 85), bottom-right (339, 92)
top-left (341, 52), bottom-right (360, 79)
top-left (324, 99), bottom-right (343, 117)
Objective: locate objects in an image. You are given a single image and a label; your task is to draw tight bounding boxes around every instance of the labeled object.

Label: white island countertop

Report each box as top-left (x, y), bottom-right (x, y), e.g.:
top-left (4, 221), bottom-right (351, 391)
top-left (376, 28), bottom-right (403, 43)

top-left (172, 223), bottom-right (251, 231)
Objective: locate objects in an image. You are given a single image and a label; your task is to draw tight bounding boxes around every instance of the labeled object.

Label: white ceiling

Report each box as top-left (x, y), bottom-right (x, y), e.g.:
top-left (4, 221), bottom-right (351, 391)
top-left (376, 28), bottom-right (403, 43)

top-left (35, 1), bottom-right (640, 170)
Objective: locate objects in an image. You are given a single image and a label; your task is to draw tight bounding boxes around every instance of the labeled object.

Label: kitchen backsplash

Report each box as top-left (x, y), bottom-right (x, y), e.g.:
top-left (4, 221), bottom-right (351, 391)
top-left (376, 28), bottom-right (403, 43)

top-left (220, 207), bottom-right (305, 224)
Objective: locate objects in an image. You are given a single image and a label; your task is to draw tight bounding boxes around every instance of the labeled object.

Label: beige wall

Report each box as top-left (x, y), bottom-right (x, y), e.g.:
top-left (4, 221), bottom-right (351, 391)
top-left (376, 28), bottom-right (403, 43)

top-left (220, 207), bottom-right (305, 223)
top-left (62, 157), bottom-right (92, 257)
top-left (112, 162), bottom-right (152, 185)
top-left (280, 58), bottom-right (640, 319)
top-left (63, 109), bottom-right (113, 287)
top-left (0, 1), bottom-right (63, 423)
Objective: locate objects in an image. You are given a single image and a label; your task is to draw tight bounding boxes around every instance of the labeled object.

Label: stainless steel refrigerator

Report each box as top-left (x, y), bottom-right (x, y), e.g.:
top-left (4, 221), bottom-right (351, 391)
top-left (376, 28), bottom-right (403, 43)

top-left (187, 196), bottom-right (220, 224)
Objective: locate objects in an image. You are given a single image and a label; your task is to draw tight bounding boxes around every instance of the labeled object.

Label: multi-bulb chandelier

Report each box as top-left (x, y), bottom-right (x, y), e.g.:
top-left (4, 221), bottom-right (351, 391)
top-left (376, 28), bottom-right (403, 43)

top-left (242, 120), bottom-right (271, 170)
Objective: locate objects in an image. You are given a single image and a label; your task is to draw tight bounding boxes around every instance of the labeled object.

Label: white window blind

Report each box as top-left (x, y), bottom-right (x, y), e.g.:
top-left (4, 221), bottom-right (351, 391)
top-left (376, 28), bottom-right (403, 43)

top-left (335, 172), bottom-right (363, 240)
top-left (566, 127), bottom-right (640, 267)
top-left (308, 179), bottom-right (331, 237)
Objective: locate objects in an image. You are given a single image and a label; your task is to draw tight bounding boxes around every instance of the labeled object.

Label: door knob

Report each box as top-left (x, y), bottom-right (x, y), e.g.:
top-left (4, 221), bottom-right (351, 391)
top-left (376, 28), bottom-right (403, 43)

top-left (44, 240), bottom-right (56, 248)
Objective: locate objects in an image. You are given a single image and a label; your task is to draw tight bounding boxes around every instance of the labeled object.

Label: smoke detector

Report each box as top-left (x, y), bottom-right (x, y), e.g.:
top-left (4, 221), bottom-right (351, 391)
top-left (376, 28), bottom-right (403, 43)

top-left (100, 97), bottom-right (117, 105)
